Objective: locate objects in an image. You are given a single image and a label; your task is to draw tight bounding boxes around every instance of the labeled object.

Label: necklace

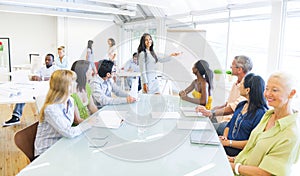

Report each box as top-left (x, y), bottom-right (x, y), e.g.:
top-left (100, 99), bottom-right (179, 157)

top-left (232, 103), bottom-right (248, 139)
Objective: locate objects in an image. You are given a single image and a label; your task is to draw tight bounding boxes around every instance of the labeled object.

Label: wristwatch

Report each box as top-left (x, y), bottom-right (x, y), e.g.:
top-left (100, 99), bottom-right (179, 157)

top-left (229, 140), bottom-right (233, 147)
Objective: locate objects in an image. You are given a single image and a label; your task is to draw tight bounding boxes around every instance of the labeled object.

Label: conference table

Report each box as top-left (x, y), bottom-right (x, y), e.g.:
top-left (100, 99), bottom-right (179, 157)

top-left (17, 94), bottom-right (233, 176)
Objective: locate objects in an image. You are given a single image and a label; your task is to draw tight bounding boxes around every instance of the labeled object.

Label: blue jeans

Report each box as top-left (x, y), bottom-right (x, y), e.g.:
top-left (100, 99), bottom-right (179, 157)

top-left (12, 103), bottom-right (25, 118)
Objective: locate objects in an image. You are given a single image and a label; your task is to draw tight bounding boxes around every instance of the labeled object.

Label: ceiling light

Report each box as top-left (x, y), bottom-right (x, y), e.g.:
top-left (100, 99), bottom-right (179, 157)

top-left (0, 0), bottom-right (136, 16)
top-left (0, 4), bottom-right (114, 21)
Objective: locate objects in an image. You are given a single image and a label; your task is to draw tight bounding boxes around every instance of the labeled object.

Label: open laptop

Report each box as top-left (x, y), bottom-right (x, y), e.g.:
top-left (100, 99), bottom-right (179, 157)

top-left (190, 130), bottom-right (220, 145)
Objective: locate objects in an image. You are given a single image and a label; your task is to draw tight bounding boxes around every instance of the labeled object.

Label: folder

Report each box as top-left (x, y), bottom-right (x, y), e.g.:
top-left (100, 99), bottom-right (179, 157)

top-left (190, 130), bottom-right (220, 145)
top-left (180, 107), bottom-right (203, 117)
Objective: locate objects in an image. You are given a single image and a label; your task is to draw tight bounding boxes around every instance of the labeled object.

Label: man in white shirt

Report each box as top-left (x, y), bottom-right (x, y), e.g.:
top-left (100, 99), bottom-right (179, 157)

top-left (3, 53), bottom-right (58, 127)
top-left (123, 52), bottom-right (141, 90)
top-left (196, 55), bottom-right (253, 135)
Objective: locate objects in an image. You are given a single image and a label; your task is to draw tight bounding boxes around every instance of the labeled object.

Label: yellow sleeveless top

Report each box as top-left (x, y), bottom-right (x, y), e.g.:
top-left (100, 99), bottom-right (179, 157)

top-left (192, 90), bottom-right (213, 110)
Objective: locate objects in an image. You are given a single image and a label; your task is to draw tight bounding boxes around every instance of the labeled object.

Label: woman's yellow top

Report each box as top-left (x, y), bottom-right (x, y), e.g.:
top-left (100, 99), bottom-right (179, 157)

top-left (192, 90), bottom-right (212, 110)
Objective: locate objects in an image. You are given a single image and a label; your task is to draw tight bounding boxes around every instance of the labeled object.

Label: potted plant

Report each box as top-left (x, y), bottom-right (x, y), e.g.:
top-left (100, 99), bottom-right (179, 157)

top-left (214, 69), bottom-right (223, 81)
top-left (225, 70), bottom-right (233, 82)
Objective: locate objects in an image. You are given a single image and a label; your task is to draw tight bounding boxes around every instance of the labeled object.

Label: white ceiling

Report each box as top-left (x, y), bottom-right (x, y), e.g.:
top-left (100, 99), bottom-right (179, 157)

top-left (0, 0), bottom-right (271, 23)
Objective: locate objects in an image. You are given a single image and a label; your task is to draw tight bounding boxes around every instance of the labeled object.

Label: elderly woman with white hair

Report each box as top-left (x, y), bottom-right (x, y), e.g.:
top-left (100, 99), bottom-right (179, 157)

top-left (229, 72), bottom-right (300, 176)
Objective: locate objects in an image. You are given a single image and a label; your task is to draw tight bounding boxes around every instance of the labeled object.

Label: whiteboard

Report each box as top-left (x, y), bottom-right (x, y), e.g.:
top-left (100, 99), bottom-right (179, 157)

top-left (160, 29), bottom-right (207, 91)
top-left (159, 29), bottom-right (228, 105)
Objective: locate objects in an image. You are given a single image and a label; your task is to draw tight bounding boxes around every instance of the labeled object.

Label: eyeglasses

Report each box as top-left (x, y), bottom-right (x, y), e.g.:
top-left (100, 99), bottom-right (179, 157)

top-left (230, 65), bottom-right (239, 69)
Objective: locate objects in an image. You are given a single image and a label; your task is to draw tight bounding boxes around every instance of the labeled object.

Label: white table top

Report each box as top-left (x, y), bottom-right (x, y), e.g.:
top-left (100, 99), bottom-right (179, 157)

top-left (18, 95), bottom-right (233, 176)
top-left (12, 64), bottom-right (31, 70)
top-left (0, 81), bottom-right (49, 104)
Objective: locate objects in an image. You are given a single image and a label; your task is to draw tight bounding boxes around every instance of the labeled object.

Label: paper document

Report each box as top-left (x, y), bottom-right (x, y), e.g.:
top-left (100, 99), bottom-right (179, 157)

top-left (151, 112), bottom-right (181, 119)
top-left (180, 107), bottom-right (196, 112)
top-left (93, 111), bottom-right (124, 129)
top-left (177, 120), bottom-right (210, 130)
top-left (129, 78), bottom-right (139, 99)
top-left (180, 107), bottom-right (203, 117)
top-left (0, 88), bottom-right (21, 98)
top-left (190, 130), bottom-right (220, 145)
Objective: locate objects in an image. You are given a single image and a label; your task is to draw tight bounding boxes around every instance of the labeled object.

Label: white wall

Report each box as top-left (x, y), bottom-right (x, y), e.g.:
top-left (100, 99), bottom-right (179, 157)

top-left (0, 12), bottom-right (57, 66)
top-left (64, 18), bottom-right (118, 65)
top-left (0, 12), bottom-right (117, 70)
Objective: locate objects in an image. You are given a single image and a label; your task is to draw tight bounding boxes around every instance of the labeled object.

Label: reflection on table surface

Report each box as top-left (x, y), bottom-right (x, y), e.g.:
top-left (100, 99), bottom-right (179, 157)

top-left (18, 94), bottom-right (233, 176)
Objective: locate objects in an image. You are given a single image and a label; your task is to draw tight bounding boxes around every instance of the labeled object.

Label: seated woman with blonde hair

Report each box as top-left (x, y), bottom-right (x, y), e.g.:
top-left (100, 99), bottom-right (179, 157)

top-left (34, 70), bottom-right (93, 157)
top-left (179, 60), bottom-right (213, 110)
top-left (230, 72), bottom-right (300, 176)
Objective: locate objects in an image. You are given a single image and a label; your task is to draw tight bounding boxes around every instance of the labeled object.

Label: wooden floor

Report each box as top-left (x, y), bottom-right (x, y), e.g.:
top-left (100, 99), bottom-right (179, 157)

top-left (0, 103), bottom-right (38, 176)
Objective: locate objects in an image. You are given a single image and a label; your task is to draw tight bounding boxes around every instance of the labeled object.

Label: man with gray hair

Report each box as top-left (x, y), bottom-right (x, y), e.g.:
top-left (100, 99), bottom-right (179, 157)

top-left (196, 55), bottom-right (253, 135)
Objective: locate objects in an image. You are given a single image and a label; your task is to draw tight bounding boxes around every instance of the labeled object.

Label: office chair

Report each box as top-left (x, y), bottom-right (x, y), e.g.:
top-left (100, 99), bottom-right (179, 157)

top-left (14, 121), bottom-right (39, 162)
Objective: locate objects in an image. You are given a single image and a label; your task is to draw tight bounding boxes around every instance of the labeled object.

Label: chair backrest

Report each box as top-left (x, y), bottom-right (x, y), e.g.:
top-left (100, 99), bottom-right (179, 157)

top-left (14, 121), bottom-right (39, 162)
top-left (94, 61), bottom-right (99, 70)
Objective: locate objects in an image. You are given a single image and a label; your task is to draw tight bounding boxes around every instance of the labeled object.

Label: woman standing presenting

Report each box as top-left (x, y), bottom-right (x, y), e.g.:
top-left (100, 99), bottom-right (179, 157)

top-left (138, 33), bottom-right (181, 94)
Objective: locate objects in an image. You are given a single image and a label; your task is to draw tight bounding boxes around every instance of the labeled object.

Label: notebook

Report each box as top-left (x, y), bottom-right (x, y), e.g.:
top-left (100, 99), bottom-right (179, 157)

top-left (93, 111), bottom-right (124, 129)
top-left (129, 78), bottom-right (139, 99)
top-left (190, 130), bottom-right (220, 145)
top-left (180, 107), bottom-right (203, 117)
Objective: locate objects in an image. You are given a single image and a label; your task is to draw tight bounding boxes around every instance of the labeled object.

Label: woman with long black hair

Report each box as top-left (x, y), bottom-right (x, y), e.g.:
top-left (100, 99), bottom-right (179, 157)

top-left (138, 33), bottom-right (180, 94)
top-left (220, 73), bottom-right (268, 156)
top-left (179, 60), bottom-right (214, 109)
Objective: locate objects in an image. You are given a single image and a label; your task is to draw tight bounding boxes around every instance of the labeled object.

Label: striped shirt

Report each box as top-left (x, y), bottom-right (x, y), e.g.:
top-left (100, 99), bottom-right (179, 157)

top-left (34, 98), bottom-right (90, 156)
top-left (90, 75), bottom-right (129, 108)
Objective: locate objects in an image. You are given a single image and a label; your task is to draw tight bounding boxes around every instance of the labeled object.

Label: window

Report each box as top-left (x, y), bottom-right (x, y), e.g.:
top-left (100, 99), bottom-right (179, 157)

top-left (282, 0), bottom-right (300, 112)
top-left (228, 5), bottom-right (271, 79)
top-left (228, 19), bottom-right (270, 78)
top-left (197, 22), bottom-right (229, 69)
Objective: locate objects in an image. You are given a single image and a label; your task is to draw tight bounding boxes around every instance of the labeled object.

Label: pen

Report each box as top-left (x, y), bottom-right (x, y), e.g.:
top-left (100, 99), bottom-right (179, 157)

top-left (92, 136), bottom-right (108, 140)
top-left (89, 141), bottom-right (108, 148)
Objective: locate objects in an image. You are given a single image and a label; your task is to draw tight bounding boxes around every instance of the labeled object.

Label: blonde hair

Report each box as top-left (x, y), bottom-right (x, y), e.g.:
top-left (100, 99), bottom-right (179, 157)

top-left (58, 46), bottom-right (65, 51)
top-left (39, 70), bottom-right (76, 122)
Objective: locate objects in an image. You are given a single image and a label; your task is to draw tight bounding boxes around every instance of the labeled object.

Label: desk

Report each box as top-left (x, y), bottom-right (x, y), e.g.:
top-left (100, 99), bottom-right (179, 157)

top-left (116, 71), bottom-right (140, 90)
top-left (12, 64), bottom-right (31, 71)
top-left (0, 81), bottom-right (49, 104)
top-left (18, 95), bottom-right (233, 176)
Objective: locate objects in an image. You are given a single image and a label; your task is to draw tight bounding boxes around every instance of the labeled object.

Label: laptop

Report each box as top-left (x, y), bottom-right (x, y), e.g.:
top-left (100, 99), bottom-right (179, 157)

top-left (190, 130), bottom-right (220, 145)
